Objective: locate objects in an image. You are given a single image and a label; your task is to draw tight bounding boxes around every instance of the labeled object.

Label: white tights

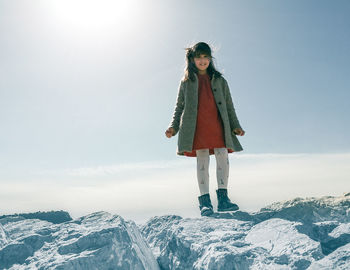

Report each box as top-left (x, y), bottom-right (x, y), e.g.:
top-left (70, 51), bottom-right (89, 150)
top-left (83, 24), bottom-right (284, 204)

top-left (196, 148), bottom-right (229, 195)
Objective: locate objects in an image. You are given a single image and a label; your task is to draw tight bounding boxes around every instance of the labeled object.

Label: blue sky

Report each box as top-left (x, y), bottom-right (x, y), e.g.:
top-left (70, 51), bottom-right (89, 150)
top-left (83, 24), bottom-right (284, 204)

top-left (0, 0), bottom-right (349, 222)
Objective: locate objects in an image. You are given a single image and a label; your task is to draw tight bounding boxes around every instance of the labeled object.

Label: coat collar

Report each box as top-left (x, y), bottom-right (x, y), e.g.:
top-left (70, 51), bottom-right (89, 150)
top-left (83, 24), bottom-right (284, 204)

top-left (194, 73), bottom-right (217, 82)
top-left (193, 73), bottom-right (219, 89)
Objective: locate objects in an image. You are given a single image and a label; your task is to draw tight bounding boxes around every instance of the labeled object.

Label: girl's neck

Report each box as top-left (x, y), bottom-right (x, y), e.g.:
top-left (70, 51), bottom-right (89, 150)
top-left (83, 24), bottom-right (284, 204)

top-left (197, 69), bottom-right (207, 75)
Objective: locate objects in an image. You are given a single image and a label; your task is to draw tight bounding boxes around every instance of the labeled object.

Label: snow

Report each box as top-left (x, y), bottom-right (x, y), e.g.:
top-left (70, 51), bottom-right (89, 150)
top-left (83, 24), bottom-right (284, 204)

top-left (245, 218), bottom-right (322, 268)
top-left (0, 212), bottom-right (159, 270)
top-left (329, 223), bottom-right (350, 238)
top-left (308, 243), bottom-right (350, 269)
top-left (0, 193), bottom-right (349, 269)
top-left (141, 193), bottom-right (350, 270)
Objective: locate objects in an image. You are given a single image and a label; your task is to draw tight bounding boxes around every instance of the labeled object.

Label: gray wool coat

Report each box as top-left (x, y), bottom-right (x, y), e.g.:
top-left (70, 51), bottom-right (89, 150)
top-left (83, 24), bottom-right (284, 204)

top-left (168, 73), bottom-right (243, 156)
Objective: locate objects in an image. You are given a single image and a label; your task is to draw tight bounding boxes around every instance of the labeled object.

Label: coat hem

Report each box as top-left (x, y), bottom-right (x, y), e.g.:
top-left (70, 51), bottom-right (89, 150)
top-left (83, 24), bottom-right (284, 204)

top-left (177, 147), bottom-right (243, 157)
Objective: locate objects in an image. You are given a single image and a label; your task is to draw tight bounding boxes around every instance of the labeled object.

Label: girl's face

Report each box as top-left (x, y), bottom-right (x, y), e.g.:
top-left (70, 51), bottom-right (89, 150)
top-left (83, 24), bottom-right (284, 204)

top-left (193, 54), bottom-right (210, 73)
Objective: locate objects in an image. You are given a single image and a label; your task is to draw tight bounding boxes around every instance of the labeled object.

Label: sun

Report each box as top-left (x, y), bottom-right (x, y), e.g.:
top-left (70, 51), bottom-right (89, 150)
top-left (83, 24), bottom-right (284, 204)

top-left (47, 0), bottom-right (138, 30)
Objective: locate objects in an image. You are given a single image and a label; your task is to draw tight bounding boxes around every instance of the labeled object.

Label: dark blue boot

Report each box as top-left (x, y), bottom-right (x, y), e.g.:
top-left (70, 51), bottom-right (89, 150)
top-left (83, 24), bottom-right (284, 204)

top-left (198, 193), bottom-right (214, 216)
top-left (216, 189), bottom-right (239, 211)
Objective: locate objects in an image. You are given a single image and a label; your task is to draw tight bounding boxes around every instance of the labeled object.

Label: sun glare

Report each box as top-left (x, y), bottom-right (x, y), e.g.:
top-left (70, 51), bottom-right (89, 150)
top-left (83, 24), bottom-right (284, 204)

top-left (48, 0), bottom-right (138, 30)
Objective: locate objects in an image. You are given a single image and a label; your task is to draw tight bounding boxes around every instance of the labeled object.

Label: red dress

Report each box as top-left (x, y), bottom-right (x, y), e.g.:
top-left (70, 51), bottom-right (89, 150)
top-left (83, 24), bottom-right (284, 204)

top-left (184, 73), bottom-right (234, 157)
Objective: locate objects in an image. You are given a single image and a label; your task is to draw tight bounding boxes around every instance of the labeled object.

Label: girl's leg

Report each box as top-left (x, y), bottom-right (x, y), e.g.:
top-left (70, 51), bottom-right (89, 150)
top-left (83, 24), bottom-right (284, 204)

top-left (214, 148), bottom-right (229, 189)
top-left (196, 149), bottom-right (210, 195)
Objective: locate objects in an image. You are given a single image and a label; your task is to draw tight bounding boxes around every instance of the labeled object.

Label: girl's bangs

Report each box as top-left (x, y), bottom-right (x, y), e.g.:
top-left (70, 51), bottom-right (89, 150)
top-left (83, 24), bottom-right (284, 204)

top-left (193, 48), bottom-right (212, 58)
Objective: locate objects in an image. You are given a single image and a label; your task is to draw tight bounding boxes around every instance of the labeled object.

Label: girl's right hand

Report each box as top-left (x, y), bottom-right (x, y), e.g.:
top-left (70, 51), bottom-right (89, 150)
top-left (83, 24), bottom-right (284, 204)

top-left (233, 128), bottom-right (245, 136)
top-left (165, 127), bottom-right (175, 138)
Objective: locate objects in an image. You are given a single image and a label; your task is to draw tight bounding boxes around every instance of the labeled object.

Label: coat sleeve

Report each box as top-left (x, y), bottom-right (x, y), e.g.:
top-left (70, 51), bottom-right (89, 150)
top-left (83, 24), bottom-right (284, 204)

top-left (168, 81), bottom-right (185, 136)
top-left (223, 79), bottom-right (242, 131)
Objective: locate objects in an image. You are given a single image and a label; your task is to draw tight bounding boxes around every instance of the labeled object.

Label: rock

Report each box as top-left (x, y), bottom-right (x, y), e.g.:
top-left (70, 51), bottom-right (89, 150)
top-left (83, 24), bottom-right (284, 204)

top-left (141, 193), bottom-right (350, 270)
top-left (1, 193), bottom-right (349, 270)
top-left (308, 243), bottom-right (350, 270)
top-left (0, 211), bottom-right (72, 224)
top-left (0, 212), bottom-right (159, 270)
top-left (141, 215), bottom-right (253, 270)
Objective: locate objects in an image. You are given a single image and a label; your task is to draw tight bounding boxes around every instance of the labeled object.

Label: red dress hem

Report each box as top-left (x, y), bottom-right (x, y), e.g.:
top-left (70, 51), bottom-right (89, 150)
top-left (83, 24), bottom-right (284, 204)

top-left (184, 148), bottom-right (234, 157)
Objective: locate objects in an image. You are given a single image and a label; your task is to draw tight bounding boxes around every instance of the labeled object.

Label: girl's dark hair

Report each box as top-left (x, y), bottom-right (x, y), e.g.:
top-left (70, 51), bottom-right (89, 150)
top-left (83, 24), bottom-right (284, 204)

top-left (183, 42), bottom-right (222, 81)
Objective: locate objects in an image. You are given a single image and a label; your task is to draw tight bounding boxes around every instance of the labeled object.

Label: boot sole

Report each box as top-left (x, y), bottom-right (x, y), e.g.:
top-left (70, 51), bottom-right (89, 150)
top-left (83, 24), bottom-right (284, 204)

top-left (201, 208), bottom-right (214, 216)
top-left (217, 206), bottom-right (239, 212)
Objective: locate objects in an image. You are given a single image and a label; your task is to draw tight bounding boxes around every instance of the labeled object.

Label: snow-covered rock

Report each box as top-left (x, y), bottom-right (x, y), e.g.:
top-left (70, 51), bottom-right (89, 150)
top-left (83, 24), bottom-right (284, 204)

top-left (1, 193), bottom-right (349, 269)
top-left (141, 193), bottom-right (350, 270)
top-left (0, 212), bottom-right (159, 270)
top-left (308, 243), bottom-right (350, 269)
top-left (0, 211), bottom-right (72, 224)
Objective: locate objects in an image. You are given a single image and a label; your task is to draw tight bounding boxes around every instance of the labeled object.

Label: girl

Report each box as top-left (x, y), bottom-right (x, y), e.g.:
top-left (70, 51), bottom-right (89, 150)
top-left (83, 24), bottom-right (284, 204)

top-left (165, 42), bottom-right (245, 217)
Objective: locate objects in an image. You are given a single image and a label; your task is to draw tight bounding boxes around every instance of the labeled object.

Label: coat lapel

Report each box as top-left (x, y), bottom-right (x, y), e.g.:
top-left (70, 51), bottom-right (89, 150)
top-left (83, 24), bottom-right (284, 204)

top-left (187, 75), bottom-right (199, 112)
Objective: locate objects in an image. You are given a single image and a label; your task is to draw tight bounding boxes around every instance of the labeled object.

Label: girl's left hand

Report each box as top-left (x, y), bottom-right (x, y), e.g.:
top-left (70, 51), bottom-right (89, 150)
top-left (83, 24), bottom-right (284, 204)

top-left (233, 128), bottom-right (245, 136)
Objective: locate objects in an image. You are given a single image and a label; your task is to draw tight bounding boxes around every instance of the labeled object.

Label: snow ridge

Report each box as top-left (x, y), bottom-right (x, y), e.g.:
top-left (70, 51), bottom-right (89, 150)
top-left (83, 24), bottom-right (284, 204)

top-left (0, 212), bottom-right (159, 270)
top-left (0, 193), bottom-right (349, 269)
top-left (141, 193), bottom-right (350, 270)
top-left (0, 211), bottom-right (72, 224)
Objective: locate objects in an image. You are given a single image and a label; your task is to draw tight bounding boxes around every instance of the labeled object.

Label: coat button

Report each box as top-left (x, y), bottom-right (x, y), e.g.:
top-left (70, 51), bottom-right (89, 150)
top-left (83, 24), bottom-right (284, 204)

top-left (218, 101), bottom-right (222, 105)
top-left (213, 88), bottom-right (217, 91)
